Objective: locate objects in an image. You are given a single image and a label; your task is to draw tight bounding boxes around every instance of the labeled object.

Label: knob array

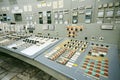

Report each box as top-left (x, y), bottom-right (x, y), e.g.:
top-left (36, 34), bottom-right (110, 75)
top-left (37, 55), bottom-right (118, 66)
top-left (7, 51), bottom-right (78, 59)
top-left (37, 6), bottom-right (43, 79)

top-left (45, 39), bottom-right (89, 66)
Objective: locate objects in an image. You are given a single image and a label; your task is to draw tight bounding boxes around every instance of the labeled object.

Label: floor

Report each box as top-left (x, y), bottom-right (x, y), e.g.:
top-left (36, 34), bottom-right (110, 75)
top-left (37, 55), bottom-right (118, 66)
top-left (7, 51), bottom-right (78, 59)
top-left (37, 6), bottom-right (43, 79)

top-left (0, 53), bottom-right (57, 80)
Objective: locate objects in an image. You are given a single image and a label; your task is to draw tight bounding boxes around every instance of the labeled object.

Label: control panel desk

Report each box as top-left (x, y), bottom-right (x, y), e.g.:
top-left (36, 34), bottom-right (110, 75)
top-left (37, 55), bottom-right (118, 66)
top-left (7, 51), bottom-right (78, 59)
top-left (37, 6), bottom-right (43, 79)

top-left (0, 38), bottom-right (120, 80)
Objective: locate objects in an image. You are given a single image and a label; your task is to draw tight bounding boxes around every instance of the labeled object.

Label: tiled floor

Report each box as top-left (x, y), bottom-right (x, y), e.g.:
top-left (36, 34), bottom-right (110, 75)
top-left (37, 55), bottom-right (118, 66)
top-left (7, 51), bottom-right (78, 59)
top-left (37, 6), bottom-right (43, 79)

top-left (0, 53), bottom-right (57, 80)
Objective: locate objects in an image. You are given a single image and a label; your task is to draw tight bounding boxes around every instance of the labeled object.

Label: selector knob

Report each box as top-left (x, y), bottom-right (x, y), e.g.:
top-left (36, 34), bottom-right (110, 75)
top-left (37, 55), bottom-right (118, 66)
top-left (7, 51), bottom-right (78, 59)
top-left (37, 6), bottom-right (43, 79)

top-left (72, 42), bottom-right (75, 45)
top-left (67, 42), bottom-right (70, 44)
top-left (84, 45), bottom-right (86, 47)
top-left (71, 28), bottom-right (73, 30)
top-left (75, 40), bottom-right (78, 42)
top-left (81, 48), bottom-right (84, 50)
top-left (69, 45), bottom-right (71, 48)
top-left (88, 51), bottom-right (92, 55)
top-left (23, 39), bottom-right (25, 42)
top-left (96, 44), bottom-right (99, 46)
top-left (75, 46), bottom-right (78, 49)
top-left (101, 44), bottom-right (103, 47)
top-left (100, 54), bottom-right (104, 57)
top-left (106, 45), bottom-right (109, 47)
top-left (64, 44), bottom-right (67, 47)
top-left (75, 28), bottom-right (78, 31)
top-left (91, 43), bottom-right (94, 45)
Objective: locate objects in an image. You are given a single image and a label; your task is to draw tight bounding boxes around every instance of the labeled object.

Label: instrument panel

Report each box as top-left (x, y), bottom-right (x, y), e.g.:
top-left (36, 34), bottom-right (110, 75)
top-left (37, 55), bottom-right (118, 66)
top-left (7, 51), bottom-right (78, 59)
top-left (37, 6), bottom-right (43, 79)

top-left (45, 39), bottom-right (88, 67)
top-left (35, 38), bottom-right (120, 80)
top-left (1, 35), bottom-right (61, 58)
top-left (0, 0), bottom-right (120, 80)
top-left (0, 36), bottom-right (120, 80)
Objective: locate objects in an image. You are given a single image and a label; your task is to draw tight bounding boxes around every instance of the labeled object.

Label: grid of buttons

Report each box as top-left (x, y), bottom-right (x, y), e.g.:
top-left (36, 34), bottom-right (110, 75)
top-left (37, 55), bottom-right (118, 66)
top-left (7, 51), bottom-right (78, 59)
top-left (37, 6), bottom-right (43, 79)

top-left (82, 58), bottom-right (109, 79)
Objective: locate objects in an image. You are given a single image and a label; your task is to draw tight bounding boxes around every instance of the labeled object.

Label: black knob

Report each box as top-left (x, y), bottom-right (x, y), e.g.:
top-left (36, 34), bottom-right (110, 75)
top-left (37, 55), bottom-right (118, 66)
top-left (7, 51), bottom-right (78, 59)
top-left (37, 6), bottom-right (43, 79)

top-left (91, 43), bottom-right (94, 45)
top-left (75, 28), bottom-right (78, 31)
top-left (101, 44), bottom-right (103, 47)
top-left (96, 44), bottom-right (99, 46)
top-left (75, 40), bottom-right (78, 42)
top-left (64, 44), bottom-right (67, 47)
top-left (100, 54), bottom-right (104, 57)
top-left (85, 37), bottom-right (87, 40)
top-left (84, 45), bottom-right (86, 47)
top-left (88, 52), bottom-right (91, 55)
top-left (73, 42), bottom-right (74, 45)
top-left (106, 45), bottom-right (109, 47)
top-left (23, 39), bottom-right (25, 42)
top-left (80, 29), bottom-right (82, 31)
top-left (73, 32), bottom-right (75, 34)
top-left (81, 48), bottom-right (84, 50)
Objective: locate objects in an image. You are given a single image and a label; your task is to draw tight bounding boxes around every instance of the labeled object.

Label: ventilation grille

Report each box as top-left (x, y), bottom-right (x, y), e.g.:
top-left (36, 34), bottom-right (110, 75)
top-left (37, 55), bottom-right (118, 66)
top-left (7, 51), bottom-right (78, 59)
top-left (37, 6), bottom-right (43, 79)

top-left (9, 0), bottom-right (17, 5)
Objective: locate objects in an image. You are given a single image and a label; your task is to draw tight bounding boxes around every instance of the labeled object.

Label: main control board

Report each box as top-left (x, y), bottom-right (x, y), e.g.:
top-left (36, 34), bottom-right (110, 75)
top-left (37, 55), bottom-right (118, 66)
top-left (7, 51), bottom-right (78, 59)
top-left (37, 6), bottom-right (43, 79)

top-left (1, 35), bottom-right (61, 58)
top-left (35, 38), bottom-right (120, 80)
top-left (0, 34), bottom-right (29, 46)
top-left (0, 0), bottom-right (120, 80)
top-left (0, 36), bottom-right (120, 80)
